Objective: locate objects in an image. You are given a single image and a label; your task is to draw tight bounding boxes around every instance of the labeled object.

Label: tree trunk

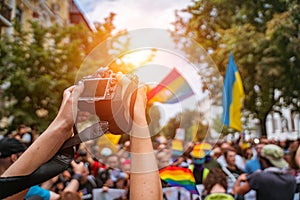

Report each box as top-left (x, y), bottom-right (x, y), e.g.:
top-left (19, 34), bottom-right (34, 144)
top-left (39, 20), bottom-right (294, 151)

top-left (260, 116), bottom-right (267, 137)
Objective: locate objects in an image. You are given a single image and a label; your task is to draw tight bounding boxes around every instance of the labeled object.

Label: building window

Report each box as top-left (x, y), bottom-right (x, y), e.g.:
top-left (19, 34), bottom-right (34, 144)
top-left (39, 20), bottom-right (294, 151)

top-left (32, 11), bottom-right (39, 18)
top-left (16, 6), bottom-right (22, 23)
top-left (51, 3), bottom-right (60, 14)
top-left (0, 0), bottom-right (12, 23)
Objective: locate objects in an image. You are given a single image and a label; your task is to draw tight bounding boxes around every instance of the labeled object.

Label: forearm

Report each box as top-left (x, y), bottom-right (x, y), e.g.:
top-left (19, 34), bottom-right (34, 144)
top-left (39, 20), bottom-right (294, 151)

top-left (2, 118), bottom-right (71, 177)
top-left (4, 189), bottom-right (28, 200)
top-left (233, 176), bottom-right (250, 195)
top-left (295, 146), bottom-right (300, 168)
top-left (233, 179), bottom-right (242, 194)
top-left (130, 122), bottom-right (162, 200)
top-left (64, 179), bottom-right (80, 193)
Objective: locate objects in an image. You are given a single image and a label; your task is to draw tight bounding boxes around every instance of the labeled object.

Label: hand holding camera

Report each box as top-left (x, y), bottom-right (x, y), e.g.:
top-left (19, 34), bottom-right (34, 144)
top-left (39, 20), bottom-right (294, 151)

top-left (77, 68), bottom-right (139, 135)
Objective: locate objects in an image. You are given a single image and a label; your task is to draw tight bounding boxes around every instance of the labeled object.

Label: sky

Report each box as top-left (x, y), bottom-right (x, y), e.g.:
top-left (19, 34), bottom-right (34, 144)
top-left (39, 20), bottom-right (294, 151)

top-left (77, 0), bottom-right (220, 129)
top-left (79, 0), bottom-right (192, 31)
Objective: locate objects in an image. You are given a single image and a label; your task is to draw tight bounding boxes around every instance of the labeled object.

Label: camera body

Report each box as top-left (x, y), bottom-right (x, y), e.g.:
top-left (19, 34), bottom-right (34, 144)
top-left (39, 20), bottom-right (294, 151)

top-left (78, 69), bottom-right (138, 135)
top-left (79, 69), bottom-right (118, 101)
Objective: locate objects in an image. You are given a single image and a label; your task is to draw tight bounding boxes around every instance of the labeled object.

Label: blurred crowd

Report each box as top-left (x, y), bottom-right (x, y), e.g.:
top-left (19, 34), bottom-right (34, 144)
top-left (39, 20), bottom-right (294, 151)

top-left (1, 123), bottom-right (300, 200)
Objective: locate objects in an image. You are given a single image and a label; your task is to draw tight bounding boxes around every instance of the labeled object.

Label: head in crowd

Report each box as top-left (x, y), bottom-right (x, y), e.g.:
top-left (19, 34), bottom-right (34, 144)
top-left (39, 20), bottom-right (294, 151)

top-left (224, 149), bottom-right (236, 168)
top-left (288, 140), bottom-right (300, 169)
top-left (191, 143), bottom-right (212, 165)
top-left (220, 142), bottom-right (234, 153)
top-left (211, 146), bottom-right (222, 159)
top-left (260, 144), bottom-right (288, 169)
top-left (203, 168), bottom-right (228, 195)
top-left (191, 149), bottom-right (205, 165)
top-left (259, 137), bottom-right (269, 145)
top-left (243, 147), bottom-right (253, 160)
top-left (255, 143), bottom-right (265, 157)
top-left (105, 154), bottom-right (121, 169)
top-left (0, 137), bottom-right (27, 175)
top-left (156, 150), bottom-right (171, 169)
top-left (59, 191), bottom-right (81, 200)
top-left (121, 159), bottom-right (131, 173)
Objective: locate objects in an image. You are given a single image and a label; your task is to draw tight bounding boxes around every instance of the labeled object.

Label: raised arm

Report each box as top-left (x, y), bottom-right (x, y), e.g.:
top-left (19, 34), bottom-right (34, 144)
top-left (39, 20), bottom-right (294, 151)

top-left (1, 84), bottom-right (83, 200)
top-left (129, 86), bottom-right (163, 200)
top-left (2, 84), bottom-right (83, 177)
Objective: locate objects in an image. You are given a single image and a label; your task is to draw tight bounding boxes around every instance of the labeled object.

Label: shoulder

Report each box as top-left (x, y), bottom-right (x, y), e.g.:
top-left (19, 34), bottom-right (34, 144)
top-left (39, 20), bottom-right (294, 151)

top-left (248, 171), bottom-right (263, 178)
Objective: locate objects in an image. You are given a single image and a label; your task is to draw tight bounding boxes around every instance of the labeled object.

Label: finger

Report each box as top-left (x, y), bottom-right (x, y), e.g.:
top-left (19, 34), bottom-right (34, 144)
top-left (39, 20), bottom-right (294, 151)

top-left (63, 85), bottom-right (76, 98)
top-left (70, 160), bottom-right (76, 167)
top-left (72, 82), bottom-right (84, 100)
top-left (138, 85), bottom-right (147, 96)
top-left (136, 85), bottom-right (147, 106)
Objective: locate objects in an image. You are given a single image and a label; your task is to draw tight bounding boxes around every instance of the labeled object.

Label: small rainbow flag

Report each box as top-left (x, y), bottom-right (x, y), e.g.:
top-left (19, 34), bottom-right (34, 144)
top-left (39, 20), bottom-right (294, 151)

top-left (159, 166), bottom-right (198, 194)
top-left (147, 68), bottom-right (194, 104)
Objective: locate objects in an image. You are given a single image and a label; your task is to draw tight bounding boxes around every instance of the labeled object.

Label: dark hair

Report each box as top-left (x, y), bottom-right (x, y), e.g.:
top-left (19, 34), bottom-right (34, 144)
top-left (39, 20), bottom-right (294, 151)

top-left (260, 156), bottom-right (274, 167)
top-left (203, 168), bottom-right (227, 194)
top-left (224, 149), bottom-right (236, 160)
top-left (59, 191), bottom-right (81, 200)
top-left (288, 141), bottom-right (300, 169)
top-left (243, 147), bottom-right (253, 160)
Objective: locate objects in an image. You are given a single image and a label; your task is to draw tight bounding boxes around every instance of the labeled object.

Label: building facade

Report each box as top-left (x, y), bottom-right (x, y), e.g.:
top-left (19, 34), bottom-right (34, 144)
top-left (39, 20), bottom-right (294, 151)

top-left (0, 0), bottom-right (93, 35)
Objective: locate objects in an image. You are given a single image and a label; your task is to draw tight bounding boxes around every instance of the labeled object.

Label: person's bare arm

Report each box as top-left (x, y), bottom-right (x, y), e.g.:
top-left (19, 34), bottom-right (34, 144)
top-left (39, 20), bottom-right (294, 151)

top-left (2, 85), bottom-right (83, 177)
top-left (129, 86), bottom-right (163, 200)
top-left (233, 173), bottom-right (251, 196)
top-left (295, 145), bottom-right (300, 168)
top-left (2, 85), bottom-right (83, 200)
top-left (64, 161), bottom-right (85, 192)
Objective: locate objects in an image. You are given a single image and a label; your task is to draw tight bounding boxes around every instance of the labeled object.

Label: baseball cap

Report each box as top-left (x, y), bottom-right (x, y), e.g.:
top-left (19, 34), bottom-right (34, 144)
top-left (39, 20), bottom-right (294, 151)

top-left (191, 143), bottom-right (212, 159)
top-left (261, 144), bottom-right (288, 168)
top-left (0, 137), bottom-right (27, 158)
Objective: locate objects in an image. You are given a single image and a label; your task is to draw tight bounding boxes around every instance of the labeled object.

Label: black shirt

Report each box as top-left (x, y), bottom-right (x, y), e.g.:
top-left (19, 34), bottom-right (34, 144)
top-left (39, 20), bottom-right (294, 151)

top-left (248, 168), bottom-right (297, 200)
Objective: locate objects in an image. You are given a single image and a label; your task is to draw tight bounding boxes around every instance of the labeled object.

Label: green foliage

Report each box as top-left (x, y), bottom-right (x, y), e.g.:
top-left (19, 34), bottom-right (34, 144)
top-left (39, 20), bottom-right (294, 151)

top-left (173, 0), bottom-right (300, 136)
top-left (0, 18), bottom-right (116, 133)
top-left (160, 109), bottom-right (209, 142)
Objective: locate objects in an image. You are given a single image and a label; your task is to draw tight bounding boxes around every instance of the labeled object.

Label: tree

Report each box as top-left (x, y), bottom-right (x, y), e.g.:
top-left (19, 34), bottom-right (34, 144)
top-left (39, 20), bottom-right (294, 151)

top-left (173, 0), bottom-right (300, 136)
top-left (159, 109), bottom-right (208, 142)
top-left (0, 17), bottom-right (117, 133)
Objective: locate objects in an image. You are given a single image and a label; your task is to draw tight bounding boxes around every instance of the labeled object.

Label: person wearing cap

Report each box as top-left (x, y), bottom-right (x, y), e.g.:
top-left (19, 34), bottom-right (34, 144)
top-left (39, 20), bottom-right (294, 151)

top-left (190, 143), bottom-right (220, 185)
top-left (0, 137), bottom-right (27, 175)
top-left (0, 137), bottom-right (60, 200)
top-left (233, 144), bottom-right (297, 200)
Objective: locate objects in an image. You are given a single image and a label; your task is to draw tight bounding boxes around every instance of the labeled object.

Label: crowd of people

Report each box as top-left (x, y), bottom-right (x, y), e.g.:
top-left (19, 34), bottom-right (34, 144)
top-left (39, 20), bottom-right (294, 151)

top-left (2, 123), bottom-right (300, 200)
top-left (1, 82), bottom-right (300, 200)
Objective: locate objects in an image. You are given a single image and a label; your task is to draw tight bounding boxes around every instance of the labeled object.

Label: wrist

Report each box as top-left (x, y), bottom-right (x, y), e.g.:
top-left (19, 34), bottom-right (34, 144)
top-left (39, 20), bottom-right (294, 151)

top-left (72, 173), bottom-right (82, 182)
top-left (130, 121), bottom-right (150, 139)
top-left (133, 115), bottom-right (147, 127)
top-left (48, 118), bottom-right (74, 140)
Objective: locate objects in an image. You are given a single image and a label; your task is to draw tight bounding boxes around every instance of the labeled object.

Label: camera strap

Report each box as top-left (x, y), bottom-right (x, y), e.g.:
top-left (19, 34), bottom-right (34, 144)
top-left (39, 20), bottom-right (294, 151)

top-left (0, 123), bottom-right (108, 199)
top-left (60, 122), bottom-right (109, 150)
top-left (0, 146), bottom-right (74, 199)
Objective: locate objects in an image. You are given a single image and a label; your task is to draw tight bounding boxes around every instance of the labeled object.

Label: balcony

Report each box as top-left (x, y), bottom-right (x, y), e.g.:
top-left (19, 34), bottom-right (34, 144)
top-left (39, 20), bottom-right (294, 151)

top-left (0, 0), bottom-right (12, 27)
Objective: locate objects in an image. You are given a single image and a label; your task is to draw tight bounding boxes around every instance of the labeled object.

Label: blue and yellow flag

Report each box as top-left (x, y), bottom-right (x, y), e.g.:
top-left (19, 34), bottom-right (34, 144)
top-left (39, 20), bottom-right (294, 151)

top-left (222, 53), bottom-right (245, 132)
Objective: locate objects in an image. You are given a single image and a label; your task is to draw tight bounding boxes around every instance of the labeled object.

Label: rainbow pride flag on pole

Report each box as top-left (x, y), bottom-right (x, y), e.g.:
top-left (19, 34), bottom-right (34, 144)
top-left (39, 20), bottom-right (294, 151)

top-left (159, 166), bottom-right (198, 194)
top-left (147, 68), bottom-right (194, 104)
top-left (222, 53), bottom-right (245, 132)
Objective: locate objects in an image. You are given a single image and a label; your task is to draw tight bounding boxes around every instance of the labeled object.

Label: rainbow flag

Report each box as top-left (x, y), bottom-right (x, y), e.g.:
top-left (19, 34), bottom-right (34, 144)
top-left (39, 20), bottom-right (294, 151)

top-left (159, 166), bottom-right (198, 194)
top-left (147, 68), bottom-right (194, 104)
top-left (222, 53), bottom-right (245, 132)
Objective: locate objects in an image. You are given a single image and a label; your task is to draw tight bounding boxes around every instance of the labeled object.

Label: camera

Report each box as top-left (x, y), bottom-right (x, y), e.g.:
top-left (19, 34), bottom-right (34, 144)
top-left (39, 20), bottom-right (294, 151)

top-left (78, 68), bottom-right (139, 135)
top-left (79, 69), bottom-right (118, 101)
